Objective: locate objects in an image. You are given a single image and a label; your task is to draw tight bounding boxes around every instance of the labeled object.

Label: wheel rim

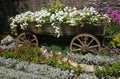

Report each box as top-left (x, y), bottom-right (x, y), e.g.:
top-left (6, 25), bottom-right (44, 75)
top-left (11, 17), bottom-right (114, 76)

top-left (70, 33), bottom-right (101, 54)
top-left (16, 33), bottom-right (38, 49)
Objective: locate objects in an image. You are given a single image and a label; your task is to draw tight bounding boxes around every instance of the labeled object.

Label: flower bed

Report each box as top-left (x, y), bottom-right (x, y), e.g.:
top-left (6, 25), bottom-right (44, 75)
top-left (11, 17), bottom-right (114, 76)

top-left (0, 45), bottom-right (120, 78)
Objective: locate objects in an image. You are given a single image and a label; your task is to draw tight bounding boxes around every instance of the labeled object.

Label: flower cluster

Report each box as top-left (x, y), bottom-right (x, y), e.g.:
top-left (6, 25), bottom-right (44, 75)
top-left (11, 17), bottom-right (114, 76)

top-left (10, 4), bottom-right (110, 37)
top-left (79, 7), bottom-right (110, 26)
top-left (105, 8), bottom-right (120, 36)
top-left (106, 8), bottom-right (120, 24)
top-left (10, 10), bottom-right (51, 29)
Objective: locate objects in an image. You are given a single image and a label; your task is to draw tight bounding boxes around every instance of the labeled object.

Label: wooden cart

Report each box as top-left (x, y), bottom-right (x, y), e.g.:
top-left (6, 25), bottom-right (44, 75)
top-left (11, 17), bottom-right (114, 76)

top-left (16, 23), bottom-right (105, 54)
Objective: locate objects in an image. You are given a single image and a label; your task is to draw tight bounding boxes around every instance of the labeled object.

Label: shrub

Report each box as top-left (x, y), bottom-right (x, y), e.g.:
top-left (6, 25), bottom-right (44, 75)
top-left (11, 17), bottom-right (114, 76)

top-left (110, 33), bottom-right (120, 48)
top-left (106, 8), bottom-right (120, 36)
top-left (94, 62), bottom-right (120, 78)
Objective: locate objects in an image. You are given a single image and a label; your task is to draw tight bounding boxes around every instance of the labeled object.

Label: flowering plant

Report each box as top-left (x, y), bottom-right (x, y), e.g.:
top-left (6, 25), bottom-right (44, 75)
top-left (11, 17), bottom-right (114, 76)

top-left (106, 8), bottom-right (120, 24)
top-left (10, 1), bottom-right (110, 37)
top-left (106, 8), bottom-right (120, 36)
top-left (110, 33), bottom-right (120, 48)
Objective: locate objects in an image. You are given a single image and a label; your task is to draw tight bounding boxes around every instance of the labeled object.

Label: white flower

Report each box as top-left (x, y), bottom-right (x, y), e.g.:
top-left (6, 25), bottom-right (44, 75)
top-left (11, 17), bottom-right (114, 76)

top-left (89, 7), bottom-right (96, 13)
top-left (73, 7), bottom-right (77, 11)
top-left (50, 14), bottom-right (56, 22)
top-left (10, 6), bottom-right (110, 37)
top-left (35, 24), bottom-right (42, 27)
top-left (64, 6), bottom-right (69, 11)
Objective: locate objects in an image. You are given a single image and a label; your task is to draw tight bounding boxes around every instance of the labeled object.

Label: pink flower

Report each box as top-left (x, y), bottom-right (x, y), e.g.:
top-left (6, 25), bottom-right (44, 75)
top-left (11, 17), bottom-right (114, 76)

top-left (106, 8), bottom-right (113, 14)
top-left (109, 50), bottom-right (113, 54)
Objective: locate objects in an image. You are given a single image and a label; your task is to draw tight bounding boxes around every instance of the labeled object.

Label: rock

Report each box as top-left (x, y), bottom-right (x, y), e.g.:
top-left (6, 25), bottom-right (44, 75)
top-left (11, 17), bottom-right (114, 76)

top-left (24, 63), bottom-right (41, 73)
top-left (16, 61), bottom-right (29, 71)
top-left (40, 46), bottom-right (52, 58)
top-left (0, 35), bottom-right (14, 45)
top-left (0, 66), bottom-right (43, 79)
top-left (0, 35), bottom-right (16, 50)
top-left (80, 64), bottom-right (94, 73)
top-left (0, 57), bottom-right (6, 66)
top-left (80, 73), bottom-right (98, 79)
top-left (4, 58), bottom-right (18, 68)
top-left (71, 53), bottom-right (120, 66)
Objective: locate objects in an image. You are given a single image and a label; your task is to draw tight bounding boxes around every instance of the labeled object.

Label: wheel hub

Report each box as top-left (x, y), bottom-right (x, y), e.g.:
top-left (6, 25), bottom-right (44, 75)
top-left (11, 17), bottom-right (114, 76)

top-left (81, 45), bottom-right (89, 52)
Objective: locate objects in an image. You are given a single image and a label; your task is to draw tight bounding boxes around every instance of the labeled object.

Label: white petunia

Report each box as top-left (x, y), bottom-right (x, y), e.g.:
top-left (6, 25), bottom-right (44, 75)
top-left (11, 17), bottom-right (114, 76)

top-left (50, 14), bottom-right (56, 22)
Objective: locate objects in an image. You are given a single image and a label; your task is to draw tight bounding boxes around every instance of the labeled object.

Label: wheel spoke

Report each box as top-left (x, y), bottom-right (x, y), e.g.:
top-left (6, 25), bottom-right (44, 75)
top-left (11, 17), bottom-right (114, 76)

top-left (22, 33), bottom-right (27, 40)
top-left (71, 48), bottom-right (81, 52)
top-left (18, 41), bottom-right (24, 44)
top-left (70, 33), bottom-right (101, 54)
top-left (18, 44), bottom-right (23, 47)
top-left (89, 49), bottom-right (97, 54)
top-left (84, 36), bottom-right (87, 45)
top-left (26, 34), bottom-right (32, 41)
top-left (87, 39), bottom-right (94, 46)
top-left (72, 43), bottom-right (82, 48)
top-left (16, 33), bottom-right (38, 49)
top-left (89, 45), bottom-right (99, 49)
top-left (30, 38), bottom-right (36, 42)
top-left (19, 36), bottom-right (25, 41)
top-left (77, 38), bottom-right (84, 46)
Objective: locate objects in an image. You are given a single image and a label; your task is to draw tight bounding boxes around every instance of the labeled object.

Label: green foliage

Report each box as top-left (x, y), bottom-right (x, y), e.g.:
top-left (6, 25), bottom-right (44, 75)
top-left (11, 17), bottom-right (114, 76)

top-left (50, 45), bottom-right (62, 52)
top-left (50, 45), bottom-right (68, 52)
top-left (103, 22), bottom-right (120, 47)
top-left (106, 23), bottom-right (116, 36)
top-left (94, 66), bottom-right (104, 78)
top-left (0, 51), bottom-right (14, 58)
top-left (0, 46), bottom-right (44, 62)
top-left (100, 47), bottom-right (111, 56)
top-left (32, 56), bottom-right (44, 63)
top-left (46, 0), bottom-right (65, 13)
top-left (72, 66), bottom-right (83, 75)
top-left (105, 21), bottom-right (120, 36)
top-left (45, 52), bottom-right (71, 70)
top-left (45, 55), bottom-right (83, 74)
top-left (94, 62), bottom-right (120, 77)
top-left (64, 47), bottom-right (70, 52)
top-left (60, 61), bottom-right (72, 70)
top-left (0, 46), bottom-right (83, 75)
top-left (110, 33), bottom-right (120, 48)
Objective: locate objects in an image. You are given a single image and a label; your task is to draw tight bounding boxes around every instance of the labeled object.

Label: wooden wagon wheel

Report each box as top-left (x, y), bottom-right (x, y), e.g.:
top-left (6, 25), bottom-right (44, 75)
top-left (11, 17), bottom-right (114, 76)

top-left (70, 33), bottom-right (101, 54)
top-left (16, 32), bottom-right (38, 49)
